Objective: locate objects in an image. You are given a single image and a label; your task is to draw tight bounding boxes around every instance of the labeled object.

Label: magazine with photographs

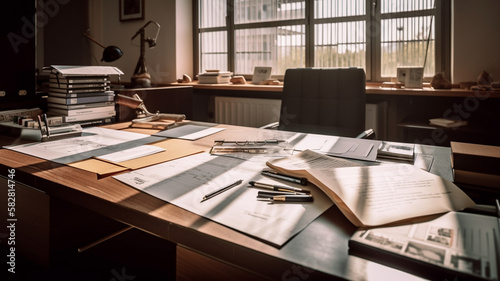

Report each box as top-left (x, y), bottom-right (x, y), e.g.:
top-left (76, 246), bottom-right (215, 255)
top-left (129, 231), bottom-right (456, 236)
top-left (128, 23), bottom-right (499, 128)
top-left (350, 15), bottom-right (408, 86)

top-left (350, 212), bottom-right (498, 280)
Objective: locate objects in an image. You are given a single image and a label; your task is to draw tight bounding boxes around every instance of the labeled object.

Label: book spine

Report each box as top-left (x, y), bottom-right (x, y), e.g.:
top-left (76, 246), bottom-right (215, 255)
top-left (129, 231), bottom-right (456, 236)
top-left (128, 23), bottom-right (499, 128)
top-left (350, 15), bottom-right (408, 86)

top-left (48, 101), bottom-right (115, 110)
top-left (63, 111), bottom-right (116, 122)
top-left (48, 82), bottom-right (108, 89)
top-left (48, 92), bottom-right (113, 98)
top-left (452, 154), bottom-right (500, 175)
top-left (49, 78), bottom-right (109, 84)
top-left (47, 105), bottom-right (116, 117)
top-left (47, 94), bottom-right (115, 105)
top-left (74, 116), bottom-right (116, 127)
top-left (49, 87), bottom-right (110, 94)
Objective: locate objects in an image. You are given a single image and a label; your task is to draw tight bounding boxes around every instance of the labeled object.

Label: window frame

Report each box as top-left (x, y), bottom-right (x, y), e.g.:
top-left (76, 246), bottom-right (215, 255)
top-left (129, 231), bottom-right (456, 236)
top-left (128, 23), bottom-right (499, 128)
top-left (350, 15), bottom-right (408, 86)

top-left (193, 0), bottom-right (450, 82)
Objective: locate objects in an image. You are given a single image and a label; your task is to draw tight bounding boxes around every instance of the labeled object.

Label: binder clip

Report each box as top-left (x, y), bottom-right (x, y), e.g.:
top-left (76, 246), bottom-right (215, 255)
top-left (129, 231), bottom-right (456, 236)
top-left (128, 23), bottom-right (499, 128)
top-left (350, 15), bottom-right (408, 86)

top-left (116, 94), bottom-right (186, 130)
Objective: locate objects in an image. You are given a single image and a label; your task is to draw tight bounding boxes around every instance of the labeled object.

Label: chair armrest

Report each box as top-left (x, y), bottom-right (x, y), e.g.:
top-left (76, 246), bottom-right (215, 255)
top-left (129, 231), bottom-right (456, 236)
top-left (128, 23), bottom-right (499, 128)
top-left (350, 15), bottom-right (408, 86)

top-left (260, 121), bottom-right (279, 130)
top-left (356, 128), bottom-right (375, 139)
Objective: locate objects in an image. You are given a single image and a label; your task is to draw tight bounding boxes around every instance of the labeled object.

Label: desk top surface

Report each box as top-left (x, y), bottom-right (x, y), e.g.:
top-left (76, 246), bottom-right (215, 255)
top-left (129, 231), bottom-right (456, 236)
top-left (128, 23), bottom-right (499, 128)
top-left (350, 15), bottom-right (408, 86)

top-left (0, 122), bottom-right (454, 280)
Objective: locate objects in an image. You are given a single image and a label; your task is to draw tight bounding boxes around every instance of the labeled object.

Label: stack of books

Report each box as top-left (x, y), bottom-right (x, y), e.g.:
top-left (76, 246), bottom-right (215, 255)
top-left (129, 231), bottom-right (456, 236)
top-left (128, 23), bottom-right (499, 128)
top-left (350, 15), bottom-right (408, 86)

top-left (46, 66), bottom-right (123, 126)
top-left (197, 71), bottom-right (232, 84)
top-left (451, 141), bottom-right (500, 189)
top-left (429, 118), bottom-right (468, 128)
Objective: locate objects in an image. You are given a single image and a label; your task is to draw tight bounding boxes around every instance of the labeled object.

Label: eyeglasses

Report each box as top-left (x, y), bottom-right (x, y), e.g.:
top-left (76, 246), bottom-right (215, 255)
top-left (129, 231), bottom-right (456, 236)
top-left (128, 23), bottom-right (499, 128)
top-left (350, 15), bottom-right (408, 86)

top-left (214, 139), bottom-right (286, 146)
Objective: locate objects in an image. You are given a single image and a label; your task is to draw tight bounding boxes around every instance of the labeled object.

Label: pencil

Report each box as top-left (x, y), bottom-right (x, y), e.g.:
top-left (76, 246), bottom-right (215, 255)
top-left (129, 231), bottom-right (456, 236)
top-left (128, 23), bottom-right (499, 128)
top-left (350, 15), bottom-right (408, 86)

top-left (201, 179), bottom-right (243, 202)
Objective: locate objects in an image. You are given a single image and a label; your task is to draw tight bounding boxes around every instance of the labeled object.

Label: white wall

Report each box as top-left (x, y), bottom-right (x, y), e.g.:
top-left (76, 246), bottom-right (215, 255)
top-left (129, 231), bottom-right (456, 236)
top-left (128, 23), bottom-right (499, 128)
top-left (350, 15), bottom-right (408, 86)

top-left (451, 0), bottom-right (500, 83)
top-left (88, 0), bottom-right (192, 84)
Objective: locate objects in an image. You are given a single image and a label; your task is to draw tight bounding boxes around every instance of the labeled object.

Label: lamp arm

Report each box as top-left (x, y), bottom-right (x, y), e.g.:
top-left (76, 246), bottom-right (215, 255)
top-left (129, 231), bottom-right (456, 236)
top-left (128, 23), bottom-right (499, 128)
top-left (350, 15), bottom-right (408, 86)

top-left (82, 32), bottom-right (106, 49)
top-left (131, 20), bottom-right (161, 41)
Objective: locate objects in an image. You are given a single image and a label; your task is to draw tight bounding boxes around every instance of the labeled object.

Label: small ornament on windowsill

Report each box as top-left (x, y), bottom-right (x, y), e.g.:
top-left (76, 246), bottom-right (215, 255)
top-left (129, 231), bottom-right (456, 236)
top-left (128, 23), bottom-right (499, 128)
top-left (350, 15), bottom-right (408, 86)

top-left (177, 74), bottom-right (192, 83)
top-left (230, 76), bottom-right (246, 84)
top-left (430, 72), bottom-right (452, 89)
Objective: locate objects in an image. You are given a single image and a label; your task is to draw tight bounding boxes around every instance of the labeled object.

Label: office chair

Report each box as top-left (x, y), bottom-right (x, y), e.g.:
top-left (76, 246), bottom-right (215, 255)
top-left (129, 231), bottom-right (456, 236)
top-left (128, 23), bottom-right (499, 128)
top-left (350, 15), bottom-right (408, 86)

top-left (263, 68), bottom-right (374, 139)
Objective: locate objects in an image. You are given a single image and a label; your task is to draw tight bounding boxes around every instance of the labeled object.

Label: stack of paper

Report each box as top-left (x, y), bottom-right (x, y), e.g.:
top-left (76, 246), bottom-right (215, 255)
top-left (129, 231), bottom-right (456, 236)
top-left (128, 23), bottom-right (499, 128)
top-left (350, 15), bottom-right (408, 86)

top-left (197, 71), bottom-right (232, 84)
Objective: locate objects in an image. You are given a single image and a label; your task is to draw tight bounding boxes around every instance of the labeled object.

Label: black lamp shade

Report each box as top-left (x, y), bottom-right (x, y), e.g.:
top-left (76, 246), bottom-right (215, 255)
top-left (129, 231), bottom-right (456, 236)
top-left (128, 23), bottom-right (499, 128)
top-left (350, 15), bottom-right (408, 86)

top-left (102, 46), bottom-right (123, 62)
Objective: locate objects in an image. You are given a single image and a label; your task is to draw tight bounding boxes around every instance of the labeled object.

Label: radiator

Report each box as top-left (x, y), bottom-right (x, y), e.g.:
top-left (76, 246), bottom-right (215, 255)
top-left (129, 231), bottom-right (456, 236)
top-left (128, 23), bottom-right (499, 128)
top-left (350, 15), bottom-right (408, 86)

top-left (214, 97), bottom-right (281, 128)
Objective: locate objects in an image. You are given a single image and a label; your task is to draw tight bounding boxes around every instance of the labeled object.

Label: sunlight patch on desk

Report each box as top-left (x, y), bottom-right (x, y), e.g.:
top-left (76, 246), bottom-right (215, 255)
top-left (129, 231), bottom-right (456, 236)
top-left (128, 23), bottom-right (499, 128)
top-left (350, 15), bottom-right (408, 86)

top-left (113, 152), bottom-right (333, 247)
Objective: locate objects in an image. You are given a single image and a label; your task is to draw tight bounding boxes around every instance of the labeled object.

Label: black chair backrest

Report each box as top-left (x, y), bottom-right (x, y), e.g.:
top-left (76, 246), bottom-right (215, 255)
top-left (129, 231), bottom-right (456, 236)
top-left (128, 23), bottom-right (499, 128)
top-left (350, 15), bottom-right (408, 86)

top-left (278, 68), bottom-right (366, 137)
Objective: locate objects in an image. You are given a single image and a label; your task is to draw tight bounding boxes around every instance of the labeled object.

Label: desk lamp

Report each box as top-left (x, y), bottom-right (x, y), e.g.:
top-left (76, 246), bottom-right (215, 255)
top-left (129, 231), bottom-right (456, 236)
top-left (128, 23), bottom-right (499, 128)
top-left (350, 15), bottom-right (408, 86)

top-left (82, 30), bottom-right (123, 62)
top-left (131, 20), bottom-right (160, 88)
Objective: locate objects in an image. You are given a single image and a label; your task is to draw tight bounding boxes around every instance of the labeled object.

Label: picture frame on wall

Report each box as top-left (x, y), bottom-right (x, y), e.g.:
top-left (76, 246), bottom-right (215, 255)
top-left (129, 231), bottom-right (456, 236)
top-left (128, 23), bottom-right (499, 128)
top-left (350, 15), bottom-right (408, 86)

top-left (119, 0), bottom-right (144, 21)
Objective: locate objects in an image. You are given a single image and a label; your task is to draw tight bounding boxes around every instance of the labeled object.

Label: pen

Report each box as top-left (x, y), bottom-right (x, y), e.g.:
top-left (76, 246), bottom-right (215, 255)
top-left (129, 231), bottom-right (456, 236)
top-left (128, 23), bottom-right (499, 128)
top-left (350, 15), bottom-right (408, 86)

top-left (257, 194), bottom-right (314, 203)
top-left (257, 190), bottom-right (303, 198)
top-left (42, 114), bottom-right (50, 137)
top-left (248, 181), bottom-right (310, 194)
top-left (214, 139), bottom-right (286, 144)
top-left (36, 115), bottom-right (44, 137)
top-left (200, 179), bottom-right (243, 203)
top-left (261, 170), bottom-right (308, 186)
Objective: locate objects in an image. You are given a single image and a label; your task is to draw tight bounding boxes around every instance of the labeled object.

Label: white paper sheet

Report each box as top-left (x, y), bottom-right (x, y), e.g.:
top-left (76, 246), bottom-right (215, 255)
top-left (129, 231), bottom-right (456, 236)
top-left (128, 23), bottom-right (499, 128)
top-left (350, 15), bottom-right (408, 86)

top-left (96, 145), bottom-right (165, 163)
top-left (287, 133), bottom-right (381, 162)
top-left (5, 127), bottom-right (161, 164)
top-left (113, 152), bottom-right (333, 247)
top-left (153, 124), bottom-right (224, 140)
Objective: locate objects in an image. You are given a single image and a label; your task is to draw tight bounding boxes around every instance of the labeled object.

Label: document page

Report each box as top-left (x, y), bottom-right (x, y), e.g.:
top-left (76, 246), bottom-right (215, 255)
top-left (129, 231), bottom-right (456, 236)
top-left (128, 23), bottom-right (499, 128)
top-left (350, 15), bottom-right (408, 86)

top-left (5, 127), bottom-right (161, 164)
top-left (113, 152), bottom-right (333, 247)
top-left (153, 124), bottom-right (224, 140)
top-left (350, 212), bottom-right (498, 280)
top-left (267, 150), bottom-right (476, 227)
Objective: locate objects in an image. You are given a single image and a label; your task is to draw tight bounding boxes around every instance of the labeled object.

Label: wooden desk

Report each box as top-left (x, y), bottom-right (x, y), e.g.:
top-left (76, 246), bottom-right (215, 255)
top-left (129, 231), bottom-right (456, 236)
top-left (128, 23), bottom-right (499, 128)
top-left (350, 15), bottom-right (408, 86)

top-left (0, 122), bottom-right (455, 280)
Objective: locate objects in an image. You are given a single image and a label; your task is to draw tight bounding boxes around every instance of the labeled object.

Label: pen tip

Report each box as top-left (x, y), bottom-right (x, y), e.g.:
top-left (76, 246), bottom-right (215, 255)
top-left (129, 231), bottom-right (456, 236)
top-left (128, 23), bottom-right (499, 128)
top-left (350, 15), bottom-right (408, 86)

top-left (248, 181), bottom-right (255, 186)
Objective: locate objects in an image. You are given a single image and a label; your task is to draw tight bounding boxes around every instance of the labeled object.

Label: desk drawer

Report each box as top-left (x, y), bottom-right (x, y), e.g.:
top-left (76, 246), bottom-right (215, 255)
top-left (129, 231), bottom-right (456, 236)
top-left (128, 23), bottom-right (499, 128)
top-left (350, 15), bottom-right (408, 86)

top-left (176, 245), bottom-right (270, 281)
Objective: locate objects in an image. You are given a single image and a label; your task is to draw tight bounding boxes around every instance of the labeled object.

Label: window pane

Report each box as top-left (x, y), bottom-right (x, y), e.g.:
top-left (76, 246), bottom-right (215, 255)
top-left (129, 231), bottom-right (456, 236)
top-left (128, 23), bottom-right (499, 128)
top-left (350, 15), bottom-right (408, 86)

top-left (380, 15), bottom-right (435, 77)
top-left (200, 31), bottom-right (228, 71)
top-left (235, 25), bottom-right (305, 75)
top-left (199, 0), bottom-right (226, 28)
top-left (315, 21), bottom-right (366, 68)
top-left (235, 0), bottom-right (305, 24)
top-left (381, 0), bottom-right (435, 14)
top-left (314, 0), bottom-right (365, 18)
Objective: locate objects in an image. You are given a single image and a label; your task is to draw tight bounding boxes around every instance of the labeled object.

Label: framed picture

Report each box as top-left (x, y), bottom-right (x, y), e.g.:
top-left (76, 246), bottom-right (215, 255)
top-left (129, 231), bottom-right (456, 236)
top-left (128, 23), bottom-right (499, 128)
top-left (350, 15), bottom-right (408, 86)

top-left (119, 0), bottom-right (144, 21)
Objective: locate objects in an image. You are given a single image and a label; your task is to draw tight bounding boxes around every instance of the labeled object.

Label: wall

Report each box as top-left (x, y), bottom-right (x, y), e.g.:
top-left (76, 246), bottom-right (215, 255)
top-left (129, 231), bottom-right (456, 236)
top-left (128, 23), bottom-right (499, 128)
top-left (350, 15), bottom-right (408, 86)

top-left (88, 0), bottom-right (192, 84)
top-left (42, 0), bottom-right (91, 67)
top-left (451, 0), bottom-right (500, 83)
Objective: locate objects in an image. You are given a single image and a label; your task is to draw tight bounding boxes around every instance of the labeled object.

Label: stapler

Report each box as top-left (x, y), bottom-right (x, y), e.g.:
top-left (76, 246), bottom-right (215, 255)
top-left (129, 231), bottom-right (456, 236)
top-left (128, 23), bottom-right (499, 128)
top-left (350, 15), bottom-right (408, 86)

top-left (116, 94), bottom-right (186, 129)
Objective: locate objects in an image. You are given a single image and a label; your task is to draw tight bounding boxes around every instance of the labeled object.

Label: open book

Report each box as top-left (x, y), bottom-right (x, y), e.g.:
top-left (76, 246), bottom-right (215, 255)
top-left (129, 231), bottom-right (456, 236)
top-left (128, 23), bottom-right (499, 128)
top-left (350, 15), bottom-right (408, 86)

top-left (349, 211), bottom-right (499, 281)
top-left (266, 150), bottom-right (476, 227)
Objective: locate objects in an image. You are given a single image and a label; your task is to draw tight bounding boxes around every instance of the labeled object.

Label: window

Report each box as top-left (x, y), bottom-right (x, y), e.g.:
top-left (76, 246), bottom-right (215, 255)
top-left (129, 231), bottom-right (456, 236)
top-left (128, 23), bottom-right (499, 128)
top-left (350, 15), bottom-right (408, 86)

top-left (195, 0), bottom-right (448, 81)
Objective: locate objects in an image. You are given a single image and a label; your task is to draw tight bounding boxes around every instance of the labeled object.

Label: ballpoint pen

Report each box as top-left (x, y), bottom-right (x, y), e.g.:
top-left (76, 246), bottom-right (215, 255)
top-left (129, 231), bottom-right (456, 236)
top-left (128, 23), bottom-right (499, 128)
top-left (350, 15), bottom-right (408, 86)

top-left (257, 194), bottom-right (314, 203)
top-left (36, 115), bottom-right (45, 138)
top-left (42, 114), bottom-right (50, 137)
top-left (248, 181), bottom-right (310, 194)
top-left (200, 179), bottom-right (243, 203)
top-left (261, 170), bottom-right (308, 186)
top-left (256, 190), bottom-right (303, 198)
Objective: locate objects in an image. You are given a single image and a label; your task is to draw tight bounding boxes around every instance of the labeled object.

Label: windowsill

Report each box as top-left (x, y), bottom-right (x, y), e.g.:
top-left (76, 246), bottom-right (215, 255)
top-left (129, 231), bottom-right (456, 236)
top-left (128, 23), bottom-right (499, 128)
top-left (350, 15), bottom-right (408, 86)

top-left (169, 81), bottom-right (500, 98)
top-left (169, 81), bottom-right (283, 92)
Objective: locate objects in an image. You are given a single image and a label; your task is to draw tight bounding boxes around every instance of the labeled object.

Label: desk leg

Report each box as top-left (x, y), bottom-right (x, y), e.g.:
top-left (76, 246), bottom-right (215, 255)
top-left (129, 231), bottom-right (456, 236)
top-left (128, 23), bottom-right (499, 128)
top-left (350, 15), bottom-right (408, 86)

top-left (78, 226), bottom-right (134, 253)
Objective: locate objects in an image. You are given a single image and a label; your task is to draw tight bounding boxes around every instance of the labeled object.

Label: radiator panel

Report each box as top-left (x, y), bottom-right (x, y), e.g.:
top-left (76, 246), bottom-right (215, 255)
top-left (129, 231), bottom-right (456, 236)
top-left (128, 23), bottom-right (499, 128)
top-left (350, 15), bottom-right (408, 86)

top-left (215, 97), bottom-right (281, 128)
